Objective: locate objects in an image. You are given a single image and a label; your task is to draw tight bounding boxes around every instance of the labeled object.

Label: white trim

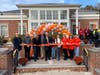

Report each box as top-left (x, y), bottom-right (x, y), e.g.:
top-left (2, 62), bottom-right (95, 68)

top-left (67, 9), bottom-right (70, 31)
top-left (28, 9), bottom-right (31, 33)
top-left (0, 15), bottom-right (27, 20)
top-left (20, 7), bottom-right (79, 10)
top-left (76, 9), bottom-right (78, 34)
top-left (20, 9), bottom-right (23, 34)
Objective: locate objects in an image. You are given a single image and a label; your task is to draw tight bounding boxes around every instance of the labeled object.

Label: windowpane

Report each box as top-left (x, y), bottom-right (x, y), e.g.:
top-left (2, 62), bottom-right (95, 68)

top-left (31, 23), bottom-right (38, 29)
top-left (61, 22), bottom-right (67, 27)
top-left (53, 10), bottom-right (58, 19)
top-left (0, 25), bottom-right (8, 36)
top-left (31, 10), bottom-right (38, 20)
top-left (60, 10), bottom-right (67, 19)
top-left (47, 10), bottom-right (52, 20)
top-left (40, 10), bottom-right (45, 20)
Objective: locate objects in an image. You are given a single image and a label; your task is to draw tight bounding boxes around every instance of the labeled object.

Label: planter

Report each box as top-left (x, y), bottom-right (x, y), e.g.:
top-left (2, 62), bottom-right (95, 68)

top-left (74, 56), bottom-right (83, 65)
top-left (18, 58), bottom-right (28, 66)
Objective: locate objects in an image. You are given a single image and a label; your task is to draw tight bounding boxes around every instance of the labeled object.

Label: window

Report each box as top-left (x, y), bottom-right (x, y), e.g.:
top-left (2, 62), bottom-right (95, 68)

top-left (46, 10), bottom-right (52, 20)
top-left (40, 10), bottom-right (45, 20)
top-left (31, 23), bottom-right (38, 29)
top-left (18, 23), bottom-right (27, 34)
top-left (61, 22), bottom-right (67, 27)
top-left (53, 10), bottom-right (58, 19)
top-left (0, 24), bottom-right (8, 37)
top-left (31, 10), bottom-right (38, 20)
top-left (60, 10), bottom-right (67, 19)
top-left (89, 22), bottom-right (98, 30)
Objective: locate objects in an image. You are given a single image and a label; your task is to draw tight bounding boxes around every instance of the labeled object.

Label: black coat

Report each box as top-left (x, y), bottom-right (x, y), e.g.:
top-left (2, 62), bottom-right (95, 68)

top-left (13, 37), bottom-right (22, 50)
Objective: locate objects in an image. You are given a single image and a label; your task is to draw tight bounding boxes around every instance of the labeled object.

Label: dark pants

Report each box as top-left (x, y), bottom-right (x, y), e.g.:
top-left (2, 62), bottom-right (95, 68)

top-left (24, 46), bottom-right (31, 59)
top-left (45, 46), bottom-right (51, 61)
top-left (69, 50), bottom-right (74, 59)
top-left (79, 35), bottom-right (84, 40)
top-left (63, 49), bottom-right (68, 60)
top-left (95, 39), bottom-right (100, 47)
top-left (33, 46), bottom-right (39, 61)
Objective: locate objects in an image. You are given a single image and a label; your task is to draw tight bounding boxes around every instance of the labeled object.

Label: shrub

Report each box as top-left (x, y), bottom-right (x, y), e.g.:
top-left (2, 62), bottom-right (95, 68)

top-left (0, 36), bottom-right (8, 45)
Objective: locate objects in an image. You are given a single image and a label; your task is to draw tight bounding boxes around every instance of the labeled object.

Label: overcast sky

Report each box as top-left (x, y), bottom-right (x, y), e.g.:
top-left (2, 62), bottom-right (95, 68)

top-left (0, 0), bottom-right (99, 11)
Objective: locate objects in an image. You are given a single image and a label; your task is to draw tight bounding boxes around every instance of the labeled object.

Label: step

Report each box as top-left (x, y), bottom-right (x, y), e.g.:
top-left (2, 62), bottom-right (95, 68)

top-left (16, 59), bottom-right (86, 73)
top-left (16, 70), bottom-right (92, 75)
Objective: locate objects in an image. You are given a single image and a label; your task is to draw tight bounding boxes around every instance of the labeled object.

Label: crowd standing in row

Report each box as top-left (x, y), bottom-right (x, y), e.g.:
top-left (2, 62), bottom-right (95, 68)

top-left (13, 27), bottom-right (100, 64)
top-left (13, 32), bottom-right (80, 62)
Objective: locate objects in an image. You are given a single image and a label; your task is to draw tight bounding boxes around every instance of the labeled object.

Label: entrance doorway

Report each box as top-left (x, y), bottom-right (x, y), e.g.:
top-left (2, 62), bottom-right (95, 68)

top-left (72, 24), bottom-right (76, 35)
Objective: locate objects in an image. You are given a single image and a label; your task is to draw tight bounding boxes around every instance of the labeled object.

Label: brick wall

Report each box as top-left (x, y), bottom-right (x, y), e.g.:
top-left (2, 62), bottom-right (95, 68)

top-left (88, 48), bottom-right (100, 75)
top-left (79, 19), bottom-right (99, 29)
top-left (0, 49), bottom-right (13, 75)
top-left (0, 20), bottom-right (28, 38)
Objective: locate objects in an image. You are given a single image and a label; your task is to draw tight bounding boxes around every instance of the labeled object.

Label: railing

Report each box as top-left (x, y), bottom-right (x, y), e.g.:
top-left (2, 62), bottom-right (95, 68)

top-left (82, 48), bottom-right (89, 71)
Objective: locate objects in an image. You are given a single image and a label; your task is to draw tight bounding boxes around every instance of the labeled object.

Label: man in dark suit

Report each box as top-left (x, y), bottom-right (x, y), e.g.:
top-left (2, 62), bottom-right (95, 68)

top-left (44, 32), bottom-right (51, 61)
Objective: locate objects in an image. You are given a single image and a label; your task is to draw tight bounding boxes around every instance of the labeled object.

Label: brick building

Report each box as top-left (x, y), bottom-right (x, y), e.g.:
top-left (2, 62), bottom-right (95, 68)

top-left (0, 3), bottom-right (99, 38)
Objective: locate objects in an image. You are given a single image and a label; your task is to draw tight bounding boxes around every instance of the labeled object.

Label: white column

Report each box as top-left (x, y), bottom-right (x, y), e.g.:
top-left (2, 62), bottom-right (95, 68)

top-left (58, 10), bottom-right (60, 24)
top-left (28, 9), bottom-right (31, 33)
top-left (38, 10), bottom-right (40, 27)
top-left (20, 9), bottom-right (23, 34)
top-left (76, 9), bottom-right (79, 34)
top-left (67, 9), bottom-right (70, 31)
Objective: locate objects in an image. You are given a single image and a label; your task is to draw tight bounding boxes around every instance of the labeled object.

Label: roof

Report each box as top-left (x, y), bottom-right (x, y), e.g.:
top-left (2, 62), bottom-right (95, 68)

top-left (0, 10), bottom-right (20, 15)
top-left (79, 8), bottom-right (98, 14)
top-left (0, 8), bottom-right (98, 15)
top-left (16, 3), bottom-right (81, 8)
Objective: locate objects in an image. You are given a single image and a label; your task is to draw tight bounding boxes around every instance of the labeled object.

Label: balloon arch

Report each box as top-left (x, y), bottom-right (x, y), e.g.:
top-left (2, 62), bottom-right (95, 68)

top-left (30, 23), bottom-right (71, 36)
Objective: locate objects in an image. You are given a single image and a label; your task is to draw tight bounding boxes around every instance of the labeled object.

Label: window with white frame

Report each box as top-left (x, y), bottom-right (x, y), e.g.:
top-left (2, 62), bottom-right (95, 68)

top-left (60, 10), bottom-right (67, 19)
top-left (40, 10), bottom-right (45, 20)
top-left (53, 10), bottom-right (58, 20)
top-left (31, 10), bottom-right (38, 20)
top-left (31, 22), bottom-right (38, 29)
top-left (46, 10), bottom-right (52, 20)
top-left (18, 23), bottom-right (27, 34)
top-left (0, 24), bottom-right (8, 37)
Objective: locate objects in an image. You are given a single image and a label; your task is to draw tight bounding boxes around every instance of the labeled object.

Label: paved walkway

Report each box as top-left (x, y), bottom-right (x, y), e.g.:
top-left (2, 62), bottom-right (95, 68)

top-left (16, 70), bottom-right (92, 75)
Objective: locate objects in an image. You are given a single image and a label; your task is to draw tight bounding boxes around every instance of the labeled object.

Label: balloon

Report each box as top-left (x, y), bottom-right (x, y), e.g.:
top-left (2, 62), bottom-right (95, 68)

top-left (30, 23), bottom-right (71, 36)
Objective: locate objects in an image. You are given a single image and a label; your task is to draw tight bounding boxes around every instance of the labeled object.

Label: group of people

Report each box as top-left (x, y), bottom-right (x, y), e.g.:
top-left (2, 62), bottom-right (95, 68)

top-left (13, 32), bottom-right (81, 63)
top-left (78, 27), bottom-right (100, 47)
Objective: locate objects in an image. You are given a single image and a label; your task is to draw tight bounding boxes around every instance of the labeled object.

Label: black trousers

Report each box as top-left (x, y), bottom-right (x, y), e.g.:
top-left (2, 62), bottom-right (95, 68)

top-left (63, 49), bottom-right (68, 60)
top-left (69, 50), bottom-right (74, 59)
top-left (33, 46), bottom-right (39, 61)
top-left (24, 46), bottom-right (31, 59)
top-left (45, 46), bottom-right (51, 61)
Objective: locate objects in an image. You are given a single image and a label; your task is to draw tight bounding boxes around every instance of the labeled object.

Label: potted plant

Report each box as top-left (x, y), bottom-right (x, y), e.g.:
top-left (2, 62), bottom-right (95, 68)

top-left (74, 56), bottom-right (83, 65)
top-left (18, 58), bottom-right (28, 66)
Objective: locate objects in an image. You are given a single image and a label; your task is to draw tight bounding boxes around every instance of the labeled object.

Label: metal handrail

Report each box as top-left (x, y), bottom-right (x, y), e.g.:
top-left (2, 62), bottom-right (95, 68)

top-left (82, 48), bottom-right (89, 71)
